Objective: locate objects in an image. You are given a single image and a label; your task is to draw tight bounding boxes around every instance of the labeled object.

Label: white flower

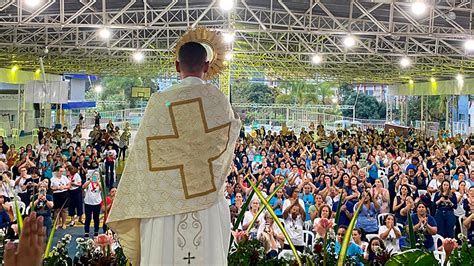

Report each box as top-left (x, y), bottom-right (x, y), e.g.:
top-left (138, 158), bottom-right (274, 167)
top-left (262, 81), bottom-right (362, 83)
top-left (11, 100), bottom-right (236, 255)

top-left (53, 251), bottom-right (59, 256)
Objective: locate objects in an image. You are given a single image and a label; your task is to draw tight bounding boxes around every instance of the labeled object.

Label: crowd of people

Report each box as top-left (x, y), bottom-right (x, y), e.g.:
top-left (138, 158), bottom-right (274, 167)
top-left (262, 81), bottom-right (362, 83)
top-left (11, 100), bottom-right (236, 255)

top-left (226, 123), bottom-right (474, 264)
top-left (0, 119), bottom-right (131, 240)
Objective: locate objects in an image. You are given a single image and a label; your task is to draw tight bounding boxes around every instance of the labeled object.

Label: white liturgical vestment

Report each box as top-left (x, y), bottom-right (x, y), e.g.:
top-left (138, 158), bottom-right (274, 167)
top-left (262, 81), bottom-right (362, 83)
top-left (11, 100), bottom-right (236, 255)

top-left (107, 77), bottom-right (241, 265)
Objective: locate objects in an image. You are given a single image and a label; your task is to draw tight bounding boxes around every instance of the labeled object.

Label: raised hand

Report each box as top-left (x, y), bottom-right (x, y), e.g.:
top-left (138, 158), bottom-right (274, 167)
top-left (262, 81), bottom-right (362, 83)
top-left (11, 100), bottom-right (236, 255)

top-left (4, 212), bottom-right (45, 266)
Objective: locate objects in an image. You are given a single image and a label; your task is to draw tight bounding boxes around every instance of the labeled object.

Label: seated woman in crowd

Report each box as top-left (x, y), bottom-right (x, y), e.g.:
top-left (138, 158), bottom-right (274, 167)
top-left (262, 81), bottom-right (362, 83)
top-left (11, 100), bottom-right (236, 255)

top-left (352, 228), bottom-right (368, 252)
top-left (371, 179), bottom-right (389, 214)
top-left (433, 179), bottom-right (457, 238)
top-left (313, 204), bottom-right (333, 238)
top-left (378, 213), bottom-right (401, 253)
top-left (393, 184), bottom-right (411, 225)
top-left (257, 211), bottom-right (284, 258)
top-left (335, 226), bottom-right (363, 266)
top-left (355, 191), bottom-right (380, 235)
top-left (364, 236), bottom-right (387, 264)
top-left (242, 198), bottom-right (264, 238)
top-left (282, 198), bottom-right (305, 252)
top-left (411, 202), bottom-right (438, 250)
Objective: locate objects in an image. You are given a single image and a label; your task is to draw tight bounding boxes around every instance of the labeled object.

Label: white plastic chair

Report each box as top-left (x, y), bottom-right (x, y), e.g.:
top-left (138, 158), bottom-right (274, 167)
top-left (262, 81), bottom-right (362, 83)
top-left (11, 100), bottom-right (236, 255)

top-left (31, 128), bottom-right (39, 142)
top-left (432, 234), bottom-right (445, 251)
top-left (278, 249), bottom-right (302, 259)
top-left (366, 233), bottom-right (378, 242)
top-left (11, 128), bottom-right (19, 143)
top-left (377, 213), bottom-right (390, 226)
top-left (380, 176), bottom-right (389, 190)
top-left (459, 215), bottom-right (467, 236)
top-left (303, 230), bottom-right (315, 249)
top-left (433, 251), bottom-right (446, 265)
top-left (378, 169), bottom-right (386, 178)
top-left (418, 189), bottom-right (428, 197)
top-left (303, 220), bottom-right (313, 231)
top-left (9, 201), bottom-right (26, 221)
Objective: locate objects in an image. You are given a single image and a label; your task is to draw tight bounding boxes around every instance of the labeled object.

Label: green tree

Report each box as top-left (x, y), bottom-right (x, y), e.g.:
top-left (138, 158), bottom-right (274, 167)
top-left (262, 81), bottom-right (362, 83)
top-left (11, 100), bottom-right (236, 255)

top-left (275, 94), bottom-right (293, 104)
top-left (317, 81), bottom-right (336, 104)
top-left (340, 83), bottom-right (386, 120)
top-left (86, 76), bottom-right (159, 111)
top-left (231, 82), bottom-right (278, 104)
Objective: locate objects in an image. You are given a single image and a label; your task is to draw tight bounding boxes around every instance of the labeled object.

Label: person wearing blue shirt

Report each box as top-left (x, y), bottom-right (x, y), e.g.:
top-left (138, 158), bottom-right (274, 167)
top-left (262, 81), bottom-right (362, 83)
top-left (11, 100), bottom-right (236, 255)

top-left (332, 193), bottom-right (354, 227)
top-left (300, 183), bottom-right (315, 221)
top-left (355, 191), bottom-right (380, 234)
top-left (334, 226), bottom-right (363, 266)
top-left (433, 180), bottom-right (457, 238)
top-left (0, 195), bottom-right (10, 230)
top-left (367, 154), bottom-right (379, 184)
top-left (269, 189), bottom-right (285, 218)
top-left (411, 202), bottom-right (438, 250)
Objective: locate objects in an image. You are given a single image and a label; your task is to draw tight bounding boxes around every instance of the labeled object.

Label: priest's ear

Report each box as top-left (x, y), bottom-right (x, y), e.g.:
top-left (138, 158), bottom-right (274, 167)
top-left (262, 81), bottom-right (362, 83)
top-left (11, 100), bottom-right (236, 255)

top-left (175, 60), bottom-right (181, 73)
top-left (203, 61), bottom-right (209, 73)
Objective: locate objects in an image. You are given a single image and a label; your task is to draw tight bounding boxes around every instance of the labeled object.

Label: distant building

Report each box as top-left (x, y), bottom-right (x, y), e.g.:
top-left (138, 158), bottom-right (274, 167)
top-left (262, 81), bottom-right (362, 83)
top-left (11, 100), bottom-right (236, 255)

top-left (354, 84), bottom-right (387, 102)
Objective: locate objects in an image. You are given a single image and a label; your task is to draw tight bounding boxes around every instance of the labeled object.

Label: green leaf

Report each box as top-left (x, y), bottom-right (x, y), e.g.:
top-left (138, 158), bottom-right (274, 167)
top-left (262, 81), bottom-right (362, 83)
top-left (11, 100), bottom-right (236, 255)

top-left (9, 185), bottom-right (23, 234)
top-left (336, 200), bottom-right (363, 266)
top-left (246, 181), bottom-right (285, 232)
top-left (44, 201), bottom-right (67, 258)
top-left (407, 213), bottom-right (416, 249)
top-left (246, 176), bottom-right (302, 266)
top-left (99, 172), bottom-right (108, 227)
top-left (333, 195), bottom-right (344, 233)
top-left (229, 176), bottom-right (262, 251)
top-left (385, 249), bottom-right (437, 266)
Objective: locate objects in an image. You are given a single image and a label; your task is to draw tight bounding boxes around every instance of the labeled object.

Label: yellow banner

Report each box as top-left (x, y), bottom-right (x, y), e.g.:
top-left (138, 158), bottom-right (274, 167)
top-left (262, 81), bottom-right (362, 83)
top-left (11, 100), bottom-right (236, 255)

top-left (388, 78), bottom-right (474, 96)
top-left (0, 68), bottom-right (61, 85)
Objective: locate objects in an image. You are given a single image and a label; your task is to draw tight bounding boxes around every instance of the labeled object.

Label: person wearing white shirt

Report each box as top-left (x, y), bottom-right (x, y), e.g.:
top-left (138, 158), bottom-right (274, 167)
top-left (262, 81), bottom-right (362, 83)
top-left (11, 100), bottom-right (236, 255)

top-left (51, 166), bottom-right (71, 230)
top-left (378, 214), bottom-right (401, 252)
top-left (83, 171), bottom-right (103, 237)
top-left (428, 171), bottom-right (445, 200)
top-left (282, 187), bottom-right (305, 213)
top-left (257, 211), bottom-right (284, 258)
top-left (67, 165), bottom-right (83, 226)
top-left (0, 172), bottom-right (15, 200)
top-left (283, 199), bottom-right (306, 252)
top-left (242, 198), bottom-right (265, 239)
top-left (15, 167), bottom-right (30, 204)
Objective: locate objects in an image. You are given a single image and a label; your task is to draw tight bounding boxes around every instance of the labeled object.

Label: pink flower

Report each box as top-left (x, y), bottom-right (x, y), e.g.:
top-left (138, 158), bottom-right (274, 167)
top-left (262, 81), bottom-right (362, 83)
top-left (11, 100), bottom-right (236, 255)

top-left (442, 238), bottom-right (458, 257)
top-left (314, 218), bottom-right (334, 236)
top-left (232, 230), bottom-right (249, 243)
top-left (94, 234), bottom-right (113, 248)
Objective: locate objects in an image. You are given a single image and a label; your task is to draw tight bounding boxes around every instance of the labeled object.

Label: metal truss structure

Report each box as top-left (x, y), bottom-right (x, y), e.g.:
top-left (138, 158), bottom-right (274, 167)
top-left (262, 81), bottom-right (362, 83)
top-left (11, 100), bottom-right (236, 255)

top-left (2, 0), bottom-right (474, 83)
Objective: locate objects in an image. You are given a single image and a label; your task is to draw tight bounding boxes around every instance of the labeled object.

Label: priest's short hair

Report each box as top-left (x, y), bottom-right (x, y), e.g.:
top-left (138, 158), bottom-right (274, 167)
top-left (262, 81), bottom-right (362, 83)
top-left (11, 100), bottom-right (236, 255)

top-left (178, 42), bottom-right (208, 73)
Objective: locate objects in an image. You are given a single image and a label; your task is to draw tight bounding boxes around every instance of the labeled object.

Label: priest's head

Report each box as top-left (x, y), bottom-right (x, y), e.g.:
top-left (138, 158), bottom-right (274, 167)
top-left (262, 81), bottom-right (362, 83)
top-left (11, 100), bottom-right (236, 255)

top-left (176, 42), bottom-right (209, 79)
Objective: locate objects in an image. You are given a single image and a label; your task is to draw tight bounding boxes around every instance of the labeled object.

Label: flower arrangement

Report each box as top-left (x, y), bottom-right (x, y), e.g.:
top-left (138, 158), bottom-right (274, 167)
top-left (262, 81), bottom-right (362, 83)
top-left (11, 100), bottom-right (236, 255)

top-left (43, 234), bottom-right (73, 266)
top-left (42, 233), bottom-right (128, 266)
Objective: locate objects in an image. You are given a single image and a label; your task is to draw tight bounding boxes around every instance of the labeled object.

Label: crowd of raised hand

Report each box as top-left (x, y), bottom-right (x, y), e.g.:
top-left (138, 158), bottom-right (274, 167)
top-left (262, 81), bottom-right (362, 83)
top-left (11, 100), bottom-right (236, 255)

top-left (0, 121), bottom-right (128, 246)
top-left (226, 124), bottom-right (474, 263)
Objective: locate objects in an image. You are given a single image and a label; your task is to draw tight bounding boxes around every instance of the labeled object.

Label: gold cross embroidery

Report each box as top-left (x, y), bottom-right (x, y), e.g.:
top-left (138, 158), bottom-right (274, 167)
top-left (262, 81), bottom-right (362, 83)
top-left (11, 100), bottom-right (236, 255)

top-left (146, 98), bottom-right (231, 199)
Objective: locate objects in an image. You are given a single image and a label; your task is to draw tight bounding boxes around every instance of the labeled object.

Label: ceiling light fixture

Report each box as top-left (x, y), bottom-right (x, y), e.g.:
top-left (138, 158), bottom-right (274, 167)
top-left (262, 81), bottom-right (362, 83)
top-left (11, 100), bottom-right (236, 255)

top-left (343, 35), bottom-right (356, 48)
top-left (225, 52), bottom-right (233, 61)
top-left (98, 28), bottom-right (111, 39)
top-left (25, 0), bottom-right (41, 8)
top-left (132, 51), bottom-right (145, 62)
top-left (223, 32), bottom-right (235, 43)
top-left (411, 1), bottom-right (427, 16)
top-left (400, 57), bottom-right (411, 68)
top-left (219, 0), bottom-right (234, 11)
top-left (311, 54), bottom-right (322, 65)
top-left (465, 39), bottom-right (474, 50)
